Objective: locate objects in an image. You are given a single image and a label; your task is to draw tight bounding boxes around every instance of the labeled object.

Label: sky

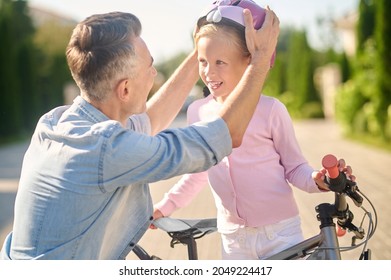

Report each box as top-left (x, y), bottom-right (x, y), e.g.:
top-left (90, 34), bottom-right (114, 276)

top-left (28, 0), bottom-right (359, 63)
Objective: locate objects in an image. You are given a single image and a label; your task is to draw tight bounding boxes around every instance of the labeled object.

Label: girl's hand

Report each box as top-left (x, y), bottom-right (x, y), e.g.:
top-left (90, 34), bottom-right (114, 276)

top-left (312, 158), bottom-right (356, 191)
top-left (149, 209), bottom-right (164, 229)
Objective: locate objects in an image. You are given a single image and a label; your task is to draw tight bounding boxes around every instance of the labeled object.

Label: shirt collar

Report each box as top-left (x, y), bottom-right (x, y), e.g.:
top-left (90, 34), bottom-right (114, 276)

top-left (72, 95), bottom-right (110, 124)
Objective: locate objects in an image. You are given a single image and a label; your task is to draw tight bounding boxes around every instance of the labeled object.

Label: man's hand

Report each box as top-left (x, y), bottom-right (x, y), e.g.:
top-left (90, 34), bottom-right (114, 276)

top-left (243, 6), bottom-right (279, 67)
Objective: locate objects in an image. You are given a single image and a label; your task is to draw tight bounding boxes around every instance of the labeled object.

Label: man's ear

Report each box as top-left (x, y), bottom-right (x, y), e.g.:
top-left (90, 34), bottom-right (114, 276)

top-left (116, 78), bottom-right (131, 102)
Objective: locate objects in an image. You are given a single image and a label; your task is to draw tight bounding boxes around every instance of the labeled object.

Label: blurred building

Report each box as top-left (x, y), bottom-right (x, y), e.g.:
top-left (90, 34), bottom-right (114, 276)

top-left (334, 11), bottom-right (358, 57)
top-left (28, 4), bottom-right (77, 27)
top-left (315, 10), bottom-right (358, 119)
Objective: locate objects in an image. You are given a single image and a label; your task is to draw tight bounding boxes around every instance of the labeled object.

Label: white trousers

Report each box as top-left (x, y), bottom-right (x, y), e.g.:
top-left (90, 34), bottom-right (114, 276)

top-left (221, 215), bottom-right (304, 260)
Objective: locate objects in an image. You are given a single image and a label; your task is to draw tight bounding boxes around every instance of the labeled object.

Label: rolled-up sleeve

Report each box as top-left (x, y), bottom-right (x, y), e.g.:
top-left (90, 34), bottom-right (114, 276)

top-left (101, 117), bottom-right (232, 192)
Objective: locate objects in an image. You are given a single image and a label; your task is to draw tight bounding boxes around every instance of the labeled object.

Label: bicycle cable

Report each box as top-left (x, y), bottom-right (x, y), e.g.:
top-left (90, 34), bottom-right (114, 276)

top-left (308, 188), bottom-right (377, 257)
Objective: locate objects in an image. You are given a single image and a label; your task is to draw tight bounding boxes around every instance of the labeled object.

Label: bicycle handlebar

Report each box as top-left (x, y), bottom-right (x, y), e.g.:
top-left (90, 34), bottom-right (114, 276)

top-left (321, 154), bottom-right (366, 240)
top-left (322, 154), bottom-right (340, 179)
top-left (322, 154), bottom-right (363, 206)
top-left (322, 154), bottom-right (347, 193)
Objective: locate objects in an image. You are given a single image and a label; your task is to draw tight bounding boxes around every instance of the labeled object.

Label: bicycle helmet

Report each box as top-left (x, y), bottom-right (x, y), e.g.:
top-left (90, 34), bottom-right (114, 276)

top-left (198, 0), bottom-right (266, 29)
top-left (197, 0), bottom-right (275, 67)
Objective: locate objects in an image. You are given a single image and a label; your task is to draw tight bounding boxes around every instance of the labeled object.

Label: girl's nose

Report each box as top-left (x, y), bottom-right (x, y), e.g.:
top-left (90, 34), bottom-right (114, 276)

top-left (204, 64), bottom-right (214, 76)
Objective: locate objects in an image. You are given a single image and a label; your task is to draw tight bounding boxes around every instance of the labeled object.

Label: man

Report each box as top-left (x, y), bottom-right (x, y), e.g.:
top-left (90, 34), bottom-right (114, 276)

top-left (0, 9), bottom-right (279, 259)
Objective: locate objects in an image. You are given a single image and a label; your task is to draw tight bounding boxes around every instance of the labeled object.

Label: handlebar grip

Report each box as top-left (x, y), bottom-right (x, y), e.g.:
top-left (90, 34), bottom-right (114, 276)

top-left (322, 154), bottom-right (339, 179)
top-left (322, 154), bottom-right (345, 192)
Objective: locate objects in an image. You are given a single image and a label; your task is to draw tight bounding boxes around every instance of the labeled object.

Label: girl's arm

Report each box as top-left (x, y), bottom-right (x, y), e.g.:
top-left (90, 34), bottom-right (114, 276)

top-left (154, 171), bottom-right (209, 217)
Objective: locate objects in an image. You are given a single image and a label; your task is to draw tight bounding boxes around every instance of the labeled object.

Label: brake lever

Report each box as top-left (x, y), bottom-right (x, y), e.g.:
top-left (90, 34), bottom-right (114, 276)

top-left (351, 227), bottom-right (366, 245)
top-left (344, 180), bottom-right (363, 207)
top-left (338, 215), bottom-right (365, 242)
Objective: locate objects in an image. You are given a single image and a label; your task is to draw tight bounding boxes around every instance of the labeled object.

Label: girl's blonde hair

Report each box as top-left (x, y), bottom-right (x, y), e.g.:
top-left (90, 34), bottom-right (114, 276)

top-left (195, 19), bottom-right (250, 59)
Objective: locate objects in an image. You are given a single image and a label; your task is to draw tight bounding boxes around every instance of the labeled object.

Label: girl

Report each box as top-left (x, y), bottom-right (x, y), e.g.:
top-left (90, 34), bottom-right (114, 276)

top-left (153, 0), bottom-right (352, 260)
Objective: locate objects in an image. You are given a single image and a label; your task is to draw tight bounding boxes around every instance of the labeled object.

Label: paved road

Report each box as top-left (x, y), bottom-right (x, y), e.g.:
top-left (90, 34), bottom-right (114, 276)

top-left (1, 115), bottom-right (390, 260)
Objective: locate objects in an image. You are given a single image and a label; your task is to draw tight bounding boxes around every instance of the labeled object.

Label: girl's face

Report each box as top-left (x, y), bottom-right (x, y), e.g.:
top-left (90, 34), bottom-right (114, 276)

top-left (197, 32), bottom-right (249, 102)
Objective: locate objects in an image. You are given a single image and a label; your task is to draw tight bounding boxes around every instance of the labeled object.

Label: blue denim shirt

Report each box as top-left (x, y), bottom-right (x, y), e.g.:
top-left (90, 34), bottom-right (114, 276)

top-left (0, 96), bottom-right (231, 259)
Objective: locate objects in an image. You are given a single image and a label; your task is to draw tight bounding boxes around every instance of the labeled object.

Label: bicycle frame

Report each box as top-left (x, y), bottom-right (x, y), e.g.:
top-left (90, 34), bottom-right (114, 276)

top-left (132, 217), bottom-right (343, 260)
top-left (266, 203), bottom-right (343, 260)
top-left (132, 169), bottom-right (375, 260)
top-left (267, 189), bottom-right (371, 260)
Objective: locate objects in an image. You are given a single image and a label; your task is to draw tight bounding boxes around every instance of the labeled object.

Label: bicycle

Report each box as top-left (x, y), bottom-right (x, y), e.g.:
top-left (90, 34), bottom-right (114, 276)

top-left (131, 154), bottom-right (377, 260)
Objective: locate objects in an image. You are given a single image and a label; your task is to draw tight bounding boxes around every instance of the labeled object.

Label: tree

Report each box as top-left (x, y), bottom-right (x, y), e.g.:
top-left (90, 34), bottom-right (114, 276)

top-left (0, 0), bottom-right (75, 143)
top-left (374, 0), bottom-right (391, 140)
top-left (0, 0), bottom-right (30, 138)
top-left (336, 0), bottom-right (391, 146)
top-left (284, 30), bottom-right (322, 118)
top-left (356, 0), bottom-right (375, 54)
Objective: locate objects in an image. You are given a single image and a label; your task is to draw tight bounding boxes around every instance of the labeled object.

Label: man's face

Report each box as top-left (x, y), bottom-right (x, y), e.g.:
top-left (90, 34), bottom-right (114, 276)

top-left (126, 36), bottom-right (157, 114)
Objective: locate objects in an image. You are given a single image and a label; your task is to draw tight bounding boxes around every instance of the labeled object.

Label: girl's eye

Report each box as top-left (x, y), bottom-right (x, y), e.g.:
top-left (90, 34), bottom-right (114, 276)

top-left (216, 60), bottom-right (225, 65)
top-left (199, 59), bottom-right (207, 66)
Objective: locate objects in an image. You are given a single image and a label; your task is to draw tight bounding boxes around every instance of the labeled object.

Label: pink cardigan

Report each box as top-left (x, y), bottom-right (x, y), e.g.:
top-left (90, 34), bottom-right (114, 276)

top-left (155, 95), bottom-right (321, 233)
